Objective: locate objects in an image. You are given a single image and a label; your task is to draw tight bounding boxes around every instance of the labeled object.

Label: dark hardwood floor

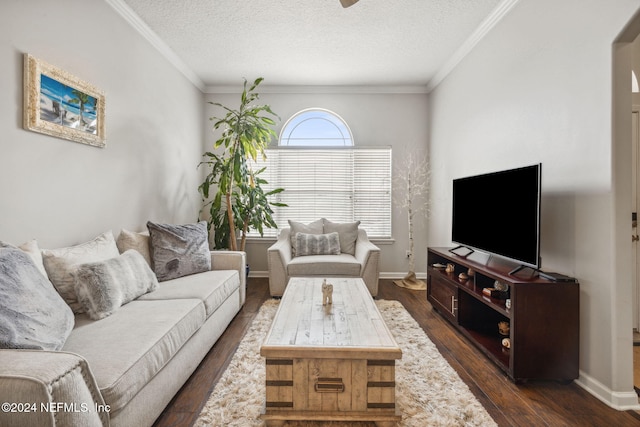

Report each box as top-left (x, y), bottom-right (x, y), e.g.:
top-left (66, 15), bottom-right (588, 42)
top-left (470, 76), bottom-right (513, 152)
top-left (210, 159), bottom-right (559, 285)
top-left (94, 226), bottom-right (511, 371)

top-left (153, 278), bottom-right (640, 426)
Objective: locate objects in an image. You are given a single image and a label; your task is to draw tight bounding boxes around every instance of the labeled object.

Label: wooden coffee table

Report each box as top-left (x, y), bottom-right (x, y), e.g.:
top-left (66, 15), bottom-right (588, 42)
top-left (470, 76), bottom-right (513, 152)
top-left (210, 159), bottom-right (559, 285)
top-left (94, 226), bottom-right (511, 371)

top-left (260, 277), bottom-right (402, 426)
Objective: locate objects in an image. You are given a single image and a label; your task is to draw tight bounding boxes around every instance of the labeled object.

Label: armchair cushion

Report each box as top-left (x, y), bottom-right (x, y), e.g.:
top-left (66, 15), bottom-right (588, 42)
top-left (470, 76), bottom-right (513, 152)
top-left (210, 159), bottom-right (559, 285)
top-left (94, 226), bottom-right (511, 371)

top-left (323, 219), bottom-right (360, 255)
top-left (288, 254), bottom-right (361, 276)
top-left (294, 232), bottom-right (341, 256)
top-left (288, 219), bottom-right (323, 256)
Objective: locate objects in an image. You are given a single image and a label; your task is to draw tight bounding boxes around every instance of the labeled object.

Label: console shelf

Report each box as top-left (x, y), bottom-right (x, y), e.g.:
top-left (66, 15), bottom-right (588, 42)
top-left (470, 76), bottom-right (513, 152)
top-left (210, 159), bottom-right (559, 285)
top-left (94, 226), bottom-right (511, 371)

top-left (427, 247), bottom-right (579, 382)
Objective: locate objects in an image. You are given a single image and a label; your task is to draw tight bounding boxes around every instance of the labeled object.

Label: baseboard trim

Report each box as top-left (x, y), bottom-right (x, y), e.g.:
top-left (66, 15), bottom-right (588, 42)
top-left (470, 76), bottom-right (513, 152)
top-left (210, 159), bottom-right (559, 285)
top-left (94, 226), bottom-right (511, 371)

top-left (575, 370), bottom-right (640, 410)
top-left (248, 271), bottom-right (427, 280)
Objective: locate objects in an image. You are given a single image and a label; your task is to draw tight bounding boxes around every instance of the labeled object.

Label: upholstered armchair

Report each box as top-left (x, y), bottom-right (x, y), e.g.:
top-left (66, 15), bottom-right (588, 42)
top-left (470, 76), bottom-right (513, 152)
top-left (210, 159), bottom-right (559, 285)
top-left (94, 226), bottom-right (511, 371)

top-left (267, 219), bottom-right (380, 297)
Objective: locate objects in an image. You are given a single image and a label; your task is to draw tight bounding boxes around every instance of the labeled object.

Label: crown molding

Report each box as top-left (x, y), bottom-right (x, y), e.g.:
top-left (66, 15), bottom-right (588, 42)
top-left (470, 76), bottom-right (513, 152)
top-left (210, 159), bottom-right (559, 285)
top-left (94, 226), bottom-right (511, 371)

top-left (107, 0), bottom-right (517, 95)
top-left (426, 0), bottom-right (520, 93)
top-left (204, 84), bottom-right (429, 94)
top-left (105, 0), bottom-right (206, 91)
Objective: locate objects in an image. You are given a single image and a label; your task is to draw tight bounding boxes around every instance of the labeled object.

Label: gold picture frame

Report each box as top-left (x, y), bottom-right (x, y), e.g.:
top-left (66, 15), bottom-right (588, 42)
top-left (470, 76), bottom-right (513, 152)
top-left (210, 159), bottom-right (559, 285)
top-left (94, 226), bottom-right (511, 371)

top-left (23, 54), bottom-right (106, 147)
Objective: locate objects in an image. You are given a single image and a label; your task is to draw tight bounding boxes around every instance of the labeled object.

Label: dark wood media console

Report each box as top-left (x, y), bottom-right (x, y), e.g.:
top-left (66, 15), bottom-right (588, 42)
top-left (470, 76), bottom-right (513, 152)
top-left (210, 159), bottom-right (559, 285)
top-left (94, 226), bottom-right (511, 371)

top-left (427, 247), bottom-right (579, 382)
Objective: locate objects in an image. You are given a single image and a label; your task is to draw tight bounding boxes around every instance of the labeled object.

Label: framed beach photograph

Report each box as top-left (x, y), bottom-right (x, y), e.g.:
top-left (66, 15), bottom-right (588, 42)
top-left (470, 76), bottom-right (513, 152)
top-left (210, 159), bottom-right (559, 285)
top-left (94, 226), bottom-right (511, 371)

top-left (23, 54), bottom-right (106, 147)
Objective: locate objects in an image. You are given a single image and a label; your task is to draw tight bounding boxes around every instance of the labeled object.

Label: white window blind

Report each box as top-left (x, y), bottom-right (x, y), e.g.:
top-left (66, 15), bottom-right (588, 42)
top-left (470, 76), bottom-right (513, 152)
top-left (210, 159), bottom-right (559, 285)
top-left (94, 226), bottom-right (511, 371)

top-left (249, 147), bottom-right (392, 238)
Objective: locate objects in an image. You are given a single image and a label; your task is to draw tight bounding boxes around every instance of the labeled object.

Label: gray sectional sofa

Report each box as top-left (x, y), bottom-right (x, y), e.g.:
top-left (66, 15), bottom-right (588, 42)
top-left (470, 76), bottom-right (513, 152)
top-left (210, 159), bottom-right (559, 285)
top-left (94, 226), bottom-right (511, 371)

top-left (0, 224), bottom-right (246, 427)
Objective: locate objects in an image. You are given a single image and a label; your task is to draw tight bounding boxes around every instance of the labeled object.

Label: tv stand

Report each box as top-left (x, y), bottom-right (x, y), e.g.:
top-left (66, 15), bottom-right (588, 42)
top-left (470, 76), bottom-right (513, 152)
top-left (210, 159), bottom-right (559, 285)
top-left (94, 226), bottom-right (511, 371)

top-left (427, 247), bottom-right (579, 382)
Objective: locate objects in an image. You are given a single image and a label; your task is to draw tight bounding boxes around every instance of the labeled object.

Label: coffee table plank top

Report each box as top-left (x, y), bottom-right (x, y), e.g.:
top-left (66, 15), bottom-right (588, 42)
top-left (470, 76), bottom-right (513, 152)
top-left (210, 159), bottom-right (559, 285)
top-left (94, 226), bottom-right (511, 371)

top-left (261, 277), bottom-right (401, 360)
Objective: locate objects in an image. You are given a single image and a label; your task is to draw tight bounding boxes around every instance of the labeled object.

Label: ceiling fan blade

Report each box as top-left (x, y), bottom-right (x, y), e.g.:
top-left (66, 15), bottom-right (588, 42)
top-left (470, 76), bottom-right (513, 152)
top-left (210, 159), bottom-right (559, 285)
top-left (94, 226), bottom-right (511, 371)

top-left (340, 0), bottom-right (360, 8)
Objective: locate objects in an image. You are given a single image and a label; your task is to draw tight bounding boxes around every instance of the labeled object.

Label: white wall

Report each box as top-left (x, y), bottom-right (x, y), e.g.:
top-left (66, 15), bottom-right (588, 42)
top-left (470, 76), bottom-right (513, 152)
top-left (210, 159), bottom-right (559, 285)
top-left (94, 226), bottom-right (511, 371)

top-left (428, 0), bottom-right (640, 409)
top-left (203, 90), bottom-right (430, 275)
top-left (0, 0), bottom-right (204, 249)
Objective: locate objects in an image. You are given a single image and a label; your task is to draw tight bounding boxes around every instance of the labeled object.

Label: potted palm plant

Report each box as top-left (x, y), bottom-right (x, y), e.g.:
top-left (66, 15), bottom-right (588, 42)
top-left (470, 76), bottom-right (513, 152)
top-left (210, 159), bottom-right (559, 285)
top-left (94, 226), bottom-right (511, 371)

top-left (198, 77), bottom-right (285, 251)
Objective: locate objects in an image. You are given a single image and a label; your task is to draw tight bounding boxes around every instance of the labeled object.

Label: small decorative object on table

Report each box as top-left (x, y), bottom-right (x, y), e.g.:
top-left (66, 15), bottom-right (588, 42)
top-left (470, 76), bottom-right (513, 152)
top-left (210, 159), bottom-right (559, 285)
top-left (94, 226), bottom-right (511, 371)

top-left (458, 272), bottom-right (469, 281)
top-left (494, 280), bottom-right (509, 292)
top-left (467, 268), bottom-right (475, 277)
top-left (321, 279), bottom-right (333, 306)
top-left (498, 321), bottom-right (510, 336)
top-left (502, 338), bottom-right (511, 348)
top-left (445, 263), bottom-right (455, 274)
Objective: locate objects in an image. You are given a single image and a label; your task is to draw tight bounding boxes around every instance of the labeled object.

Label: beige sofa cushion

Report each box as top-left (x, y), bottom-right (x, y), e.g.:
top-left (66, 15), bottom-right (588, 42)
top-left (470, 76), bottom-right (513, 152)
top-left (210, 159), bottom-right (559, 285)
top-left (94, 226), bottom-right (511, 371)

top-left (287, 254), bottom-right (361, 276)
top-left (62, 299), bottom-right (205, 413)
top-left (137, 270), bottom-right (239, 318)
top-left (116, 229), bottom-right (151, 266)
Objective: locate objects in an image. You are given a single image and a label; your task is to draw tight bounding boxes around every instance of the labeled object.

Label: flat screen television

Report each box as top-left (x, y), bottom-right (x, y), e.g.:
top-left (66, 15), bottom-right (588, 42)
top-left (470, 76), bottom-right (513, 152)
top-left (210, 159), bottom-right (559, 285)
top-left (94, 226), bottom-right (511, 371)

top-left (451, 163), bottom-right (541, 272)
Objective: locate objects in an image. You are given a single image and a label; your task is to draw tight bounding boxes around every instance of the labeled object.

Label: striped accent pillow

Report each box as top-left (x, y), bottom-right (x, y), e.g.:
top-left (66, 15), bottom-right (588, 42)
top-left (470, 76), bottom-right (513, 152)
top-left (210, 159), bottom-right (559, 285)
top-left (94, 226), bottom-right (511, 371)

top-left (294, 232), bottom-right (341, 256)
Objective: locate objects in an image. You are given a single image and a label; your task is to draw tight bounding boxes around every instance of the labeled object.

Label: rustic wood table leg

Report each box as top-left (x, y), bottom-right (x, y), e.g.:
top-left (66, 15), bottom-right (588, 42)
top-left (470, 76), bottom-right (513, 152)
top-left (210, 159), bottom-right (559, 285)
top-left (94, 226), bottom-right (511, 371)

top-left (264, 421), bottom-right (285, 427)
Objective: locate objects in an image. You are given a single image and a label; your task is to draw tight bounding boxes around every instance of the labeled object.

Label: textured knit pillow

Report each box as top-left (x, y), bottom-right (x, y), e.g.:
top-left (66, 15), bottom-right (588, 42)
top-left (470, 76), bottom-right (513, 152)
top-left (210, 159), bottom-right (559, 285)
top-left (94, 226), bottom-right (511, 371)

top-left (42, 231), bottom-right (120, 313)
top-left (0, 247), bottom-right (74, 350)
top-left (323, 219), bottom-right (361, 256)
top-left (294, 232), bottom-right (341, 256)
top-left (288, 219), bottom-right (324, 256)
top-left (147, 221), bottom-right (211, 281)
top-left (72, 250), bottom-right (159, 320)
top-left (116, 229), bottom-right (151, 267)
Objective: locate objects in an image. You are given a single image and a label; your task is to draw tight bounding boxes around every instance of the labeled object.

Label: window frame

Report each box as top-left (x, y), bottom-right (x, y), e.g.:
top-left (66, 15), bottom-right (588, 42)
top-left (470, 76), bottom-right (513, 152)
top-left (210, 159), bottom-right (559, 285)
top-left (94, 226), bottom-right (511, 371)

top-left (247, 108), bottom-right (392, 240)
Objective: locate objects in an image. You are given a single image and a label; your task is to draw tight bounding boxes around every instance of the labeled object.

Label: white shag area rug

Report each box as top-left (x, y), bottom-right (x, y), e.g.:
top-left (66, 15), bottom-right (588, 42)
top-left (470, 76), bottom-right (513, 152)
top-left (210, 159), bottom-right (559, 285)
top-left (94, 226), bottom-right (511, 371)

top-left (195, 299), bottom-right (496, 427)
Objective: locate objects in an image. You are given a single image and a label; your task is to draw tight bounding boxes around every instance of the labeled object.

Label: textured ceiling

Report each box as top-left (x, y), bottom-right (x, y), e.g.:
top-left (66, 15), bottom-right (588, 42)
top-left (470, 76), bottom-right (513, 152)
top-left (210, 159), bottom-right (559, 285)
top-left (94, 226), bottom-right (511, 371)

top-left (118, 0), bottom-right (505, 90)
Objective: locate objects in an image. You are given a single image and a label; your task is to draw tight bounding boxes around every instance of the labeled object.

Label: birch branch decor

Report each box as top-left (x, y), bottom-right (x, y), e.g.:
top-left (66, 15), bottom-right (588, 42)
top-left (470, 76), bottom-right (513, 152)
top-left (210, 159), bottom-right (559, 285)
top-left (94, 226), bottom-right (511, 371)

top-left (393, 150), bottom-right (430, 290)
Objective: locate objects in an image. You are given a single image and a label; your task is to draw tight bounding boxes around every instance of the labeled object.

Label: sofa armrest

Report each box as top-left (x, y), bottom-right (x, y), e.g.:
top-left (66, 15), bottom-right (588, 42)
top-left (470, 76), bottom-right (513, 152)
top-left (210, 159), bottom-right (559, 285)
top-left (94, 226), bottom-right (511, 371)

top-left (267, 229), bottom-right (292, 296)
top-left (354, 229), bottom-right (381, 296)
top-left (0, 349), bottom-right (108, 427)
top-left (210, 250), bottom-right (246, 306)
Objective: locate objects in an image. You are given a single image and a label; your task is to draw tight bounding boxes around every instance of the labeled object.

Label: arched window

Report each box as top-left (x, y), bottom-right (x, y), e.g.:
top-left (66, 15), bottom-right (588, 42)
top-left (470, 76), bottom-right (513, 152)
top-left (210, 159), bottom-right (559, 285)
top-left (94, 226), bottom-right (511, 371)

top-left (250, 108), bottom-right (391, 239)
top-left (279, 109), bottom-right (353, 146)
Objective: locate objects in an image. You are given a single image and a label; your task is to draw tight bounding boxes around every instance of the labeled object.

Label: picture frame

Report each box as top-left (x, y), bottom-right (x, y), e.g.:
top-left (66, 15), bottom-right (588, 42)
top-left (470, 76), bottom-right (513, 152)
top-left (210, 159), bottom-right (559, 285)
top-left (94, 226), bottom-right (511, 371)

top-left (23, 54), bottom-right (106, 147)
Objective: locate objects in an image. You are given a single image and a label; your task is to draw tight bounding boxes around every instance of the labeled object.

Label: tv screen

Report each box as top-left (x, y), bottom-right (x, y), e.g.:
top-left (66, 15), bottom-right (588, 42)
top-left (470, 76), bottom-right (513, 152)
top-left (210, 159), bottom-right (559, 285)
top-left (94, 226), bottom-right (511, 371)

top-left (451, 164), bottom-right (541, 269)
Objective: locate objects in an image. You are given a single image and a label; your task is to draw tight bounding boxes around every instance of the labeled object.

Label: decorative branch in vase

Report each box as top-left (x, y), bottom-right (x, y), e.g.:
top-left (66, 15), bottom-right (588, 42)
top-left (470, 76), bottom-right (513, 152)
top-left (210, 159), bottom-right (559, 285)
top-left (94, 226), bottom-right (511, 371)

top-left (393, 150), bottom-right (430, 290)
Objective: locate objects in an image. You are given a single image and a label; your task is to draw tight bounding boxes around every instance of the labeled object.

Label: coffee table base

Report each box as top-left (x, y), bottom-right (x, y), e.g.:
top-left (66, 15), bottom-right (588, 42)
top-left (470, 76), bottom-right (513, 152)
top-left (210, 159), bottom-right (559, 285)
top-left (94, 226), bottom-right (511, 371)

top-left (261, 411), bottom-right (401, 427)
top-left (260, 356), bottom-right (401, 426)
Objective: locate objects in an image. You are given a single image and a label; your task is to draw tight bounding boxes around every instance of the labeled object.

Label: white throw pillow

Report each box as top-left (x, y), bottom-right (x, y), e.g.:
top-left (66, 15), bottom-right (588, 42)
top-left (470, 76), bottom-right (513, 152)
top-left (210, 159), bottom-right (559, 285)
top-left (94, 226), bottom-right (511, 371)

top-left (72, 250), bottom-right (159, 320)
top-left (42, 231), bottom-right (120, 314)
top-left (16, 239), bottom-right (48, 278)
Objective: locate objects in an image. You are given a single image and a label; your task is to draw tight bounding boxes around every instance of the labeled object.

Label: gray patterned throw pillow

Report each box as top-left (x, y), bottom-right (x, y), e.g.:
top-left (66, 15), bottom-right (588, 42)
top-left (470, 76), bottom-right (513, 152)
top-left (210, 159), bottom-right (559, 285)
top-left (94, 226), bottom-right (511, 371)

top-left (0, 247), bottom-right (74, 350)
top-left (294, 232), bottom-right (341, 256)
top-left (147, 221), bottom-right (211, 281)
